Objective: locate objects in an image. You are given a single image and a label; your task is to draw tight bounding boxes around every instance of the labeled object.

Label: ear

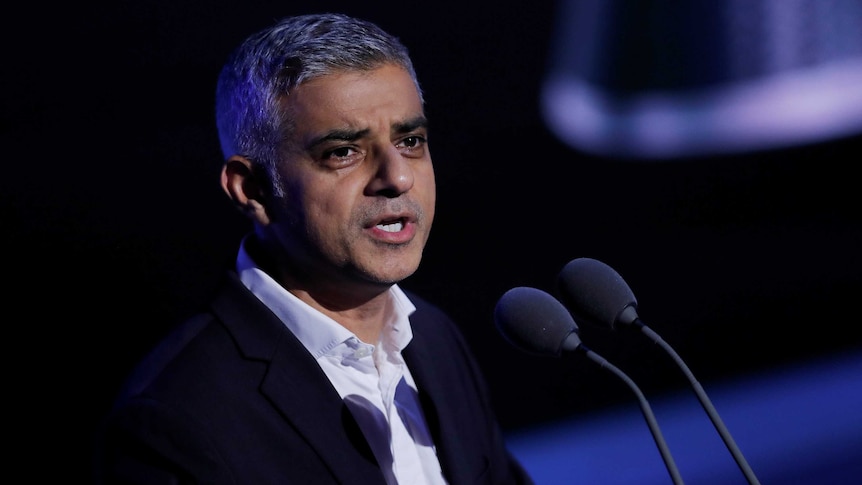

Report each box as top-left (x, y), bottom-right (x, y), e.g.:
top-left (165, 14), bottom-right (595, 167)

top-left (220, 156), bottom-right (271, 225)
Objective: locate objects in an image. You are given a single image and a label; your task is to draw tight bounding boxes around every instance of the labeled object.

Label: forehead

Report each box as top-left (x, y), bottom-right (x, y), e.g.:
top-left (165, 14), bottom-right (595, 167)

top-left (283, 64), bottom-right (424, 133)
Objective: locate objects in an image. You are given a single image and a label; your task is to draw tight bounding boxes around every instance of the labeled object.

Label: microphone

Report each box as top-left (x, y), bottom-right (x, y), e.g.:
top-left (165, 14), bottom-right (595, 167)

top-left (557, 258), bottom-right (761, 485)
top-left (494, 286), bottom-right (684, 485)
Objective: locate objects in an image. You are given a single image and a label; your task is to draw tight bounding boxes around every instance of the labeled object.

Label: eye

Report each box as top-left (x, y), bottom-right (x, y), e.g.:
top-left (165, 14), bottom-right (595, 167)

top-left (320, 145), bottom-right (363, 168)
top-left (396, 135), bottom-right (427, 156)
top-left (326, 146), bottom-right (356, 159)
top-left (403, 136), bottom-right (421, 148)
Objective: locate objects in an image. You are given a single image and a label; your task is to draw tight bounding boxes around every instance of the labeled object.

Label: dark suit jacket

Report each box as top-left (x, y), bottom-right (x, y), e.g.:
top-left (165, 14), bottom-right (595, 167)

top-left (94, 272), bottom-right (533, 484)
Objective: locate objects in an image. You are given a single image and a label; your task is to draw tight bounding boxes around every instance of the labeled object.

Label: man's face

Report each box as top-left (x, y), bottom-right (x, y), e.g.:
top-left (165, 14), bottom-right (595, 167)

top-left (263, 63), bottom-right (435, 291)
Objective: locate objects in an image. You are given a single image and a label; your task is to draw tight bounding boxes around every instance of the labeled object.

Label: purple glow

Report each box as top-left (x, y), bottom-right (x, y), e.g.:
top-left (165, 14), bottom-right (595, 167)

top-left (542, 59), bottom-right (862, 159)
top-left (542, 0), bottom-right (862, 159)
top-left (505, 350), bottom-right (862, 484)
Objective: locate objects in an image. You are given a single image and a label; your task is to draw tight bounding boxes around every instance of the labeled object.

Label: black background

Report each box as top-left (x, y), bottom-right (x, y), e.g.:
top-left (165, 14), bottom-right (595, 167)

top-left (5, 1), bottom-right (861, 481)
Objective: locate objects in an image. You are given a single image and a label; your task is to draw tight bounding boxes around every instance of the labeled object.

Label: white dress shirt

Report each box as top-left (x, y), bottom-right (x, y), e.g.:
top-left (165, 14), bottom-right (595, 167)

top-left (236, 239), bottom-right (448, 485)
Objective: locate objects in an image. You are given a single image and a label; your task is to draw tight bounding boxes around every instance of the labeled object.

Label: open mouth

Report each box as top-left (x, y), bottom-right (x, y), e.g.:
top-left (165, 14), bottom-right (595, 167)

top-left (376, 219), bottom-right (405, 233)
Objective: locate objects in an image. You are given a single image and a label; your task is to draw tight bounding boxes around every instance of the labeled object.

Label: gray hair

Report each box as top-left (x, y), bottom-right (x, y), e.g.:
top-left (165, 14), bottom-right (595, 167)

top-left (215, 13), bottom-right (423, 182)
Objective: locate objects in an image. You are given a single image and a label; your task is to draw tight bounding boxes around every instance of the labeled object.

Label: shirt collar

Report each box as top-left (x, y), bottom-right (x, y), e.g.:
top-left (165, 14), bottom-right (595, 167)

top-left (235, 236), bottom-right (416, 359)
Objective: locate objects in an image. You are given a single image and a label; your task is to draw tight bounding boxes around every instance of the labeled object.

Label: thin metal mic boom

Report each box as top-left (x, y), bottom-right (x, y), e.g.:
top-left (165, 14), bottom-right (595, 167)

top-left (557, 257), bottom-right (761, 485)
top-left (494, 286), bottom-right (685, 485)
top-left (577, 344), bottom-right (685, 485)
top-left (635, 321), bottom-right (760, 485)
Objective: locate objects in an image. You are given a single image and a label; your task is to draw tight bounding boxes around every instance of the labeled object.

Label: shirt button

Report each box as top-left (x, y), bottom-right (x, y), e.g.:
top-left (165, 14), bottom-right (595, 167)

top-left (353, 346), bottom-right (372, 358)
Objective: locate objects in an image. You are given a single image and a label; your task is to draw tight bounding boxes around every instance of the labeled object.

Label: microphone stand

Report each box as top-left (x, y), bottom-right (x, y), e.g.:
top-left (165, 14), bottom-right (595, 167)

top-left (636, 321), bottom-right (761, 485)
top-left (578, 346), bottom-right (685, 485)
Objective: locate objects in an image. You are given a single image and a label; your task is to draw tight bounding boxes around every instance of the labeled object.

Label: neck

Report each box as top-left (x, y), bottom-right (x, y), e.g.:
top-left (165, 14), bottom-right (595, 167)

top-left (290, 286), bottom-right (391, 344)
top-left (245, 234), bottom-right (393, 344)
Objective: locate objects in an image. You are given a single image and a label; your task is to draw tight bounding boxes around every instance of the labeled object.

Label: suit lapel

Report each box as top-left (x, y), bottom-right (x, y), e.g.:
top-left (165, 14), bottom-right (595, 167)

top-left (261, 341), bottom-right (385, 483)
top-left (404, 312), bottom-right (475, 485)
top-left (210, 273), bottom-right (386, 484)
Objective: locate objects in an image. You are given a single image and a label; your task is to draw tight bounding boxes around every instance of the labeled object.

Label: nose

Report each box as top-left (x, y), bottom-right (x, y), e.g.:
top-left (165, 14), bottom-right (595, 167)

top-left (367, 146), bottom-right (414, 197)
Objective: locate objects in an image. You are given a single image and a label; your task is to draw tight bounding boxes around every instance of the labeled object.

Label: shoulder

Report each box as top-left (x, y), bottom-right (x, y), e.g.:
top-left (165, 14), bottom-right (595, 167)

top-left (402, 290), bottom-right (455, 324)
top-left (113, 312), bottom-right (221, 404)
top-left (402, 290), bottom-right (466, 340)
top-left (401, 289), bottom-right (478, 361)
top-left (111, 271), bottom-right (277, 406)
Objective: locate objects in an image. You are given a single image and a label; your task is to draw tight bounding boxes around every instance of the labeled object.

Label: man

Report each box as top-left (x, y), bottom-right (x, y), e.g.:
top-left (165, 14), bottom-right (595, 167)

top-left (94, 12), bottom-right (533, 485)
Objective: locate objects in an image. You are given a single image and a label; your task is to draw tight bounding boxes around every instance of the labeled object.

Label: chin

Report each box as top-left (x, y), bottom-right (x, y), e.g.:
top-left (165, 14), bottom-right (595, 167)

top-left (370, 260), bottom-right (421, 285)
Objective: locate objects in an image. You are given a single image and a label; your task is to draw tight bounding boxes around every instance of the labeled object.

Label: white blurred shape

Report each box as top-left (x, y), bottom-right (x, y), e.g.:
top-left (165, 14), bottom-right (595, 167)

top-left (543, 0), bottom-right (862, 159)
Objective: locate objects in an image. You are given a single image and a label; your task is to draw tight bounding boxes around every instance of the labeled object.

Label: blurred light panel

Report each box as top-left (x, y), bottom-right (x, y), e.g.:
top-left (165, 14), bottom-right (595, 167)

top-left (542, 0), bottom-right (862, 159)
top-left (505, 349), bottom-right (862, 484)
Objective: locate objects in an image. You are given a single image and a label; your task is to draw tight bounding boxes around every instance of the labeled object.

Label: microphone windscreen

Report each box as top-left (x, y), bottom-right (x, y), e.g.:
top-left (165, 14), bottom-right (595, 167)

top-left (557, 257), bottom-right (638, 330)
top-left (494, 286), bottom-right (580, 357)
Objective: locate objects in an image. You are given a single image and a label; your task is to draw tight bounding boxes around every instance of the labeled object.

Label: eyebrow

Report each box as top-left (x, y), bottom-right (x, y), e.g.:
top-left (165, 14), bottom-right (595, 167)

top-left (393, 115), bottom-right (429, 135)
top-left (306, 115), bottom-right (429, 151)
top-left (306, 128), bottom-right (369, 151)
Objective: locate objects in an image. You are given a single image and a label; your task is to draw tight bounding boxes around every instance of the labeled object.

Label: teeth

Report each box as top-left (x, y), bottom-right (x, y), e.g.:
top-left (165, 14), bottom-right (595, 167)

top-left (378, 221), bottom-right (403, 232)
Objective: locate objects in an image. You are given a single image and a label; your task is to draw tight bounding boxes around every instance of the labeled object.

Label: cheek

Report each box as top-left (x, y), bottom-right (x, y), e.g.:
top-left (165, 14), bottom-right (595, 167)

top-left (304, 186), bottom-right (360, 238)
top-left (419, 168), bottom-right (437, 218)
